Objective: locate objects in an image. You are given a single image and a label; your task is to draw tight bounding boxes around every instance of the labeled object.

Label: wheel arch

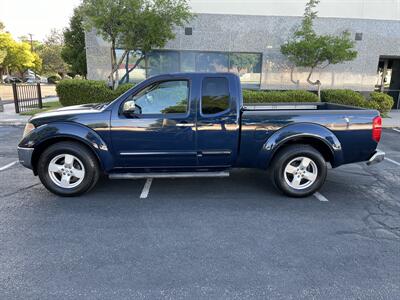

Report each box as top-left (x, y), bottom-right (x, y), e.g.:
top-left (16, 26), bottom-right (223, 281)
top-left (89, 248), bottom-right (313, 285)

top-left (260, 123), bottom-right (344, 169)
top-left (19, 122), bottom-right (114, 175)
top-left (31, 136), bottom-right (103, 175)
top-left (270, 135), bottom-right (334, 166)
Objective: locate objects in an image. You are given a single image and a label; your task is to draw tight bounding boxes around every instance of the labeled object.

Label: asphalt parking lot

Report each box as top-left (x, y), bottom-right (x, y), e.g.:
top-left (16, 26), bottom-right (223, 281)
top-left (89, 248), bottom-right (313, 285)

top-left (0, 125), bottom-right (399, 299)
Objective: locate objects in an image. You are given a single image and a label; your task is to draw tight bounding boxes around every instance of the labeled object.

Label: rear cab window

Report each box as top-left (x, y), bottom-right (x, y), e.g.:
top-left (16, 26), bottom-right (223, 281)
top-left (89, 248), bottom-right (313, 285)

top-left (201, 77), bottom-right (230, 115)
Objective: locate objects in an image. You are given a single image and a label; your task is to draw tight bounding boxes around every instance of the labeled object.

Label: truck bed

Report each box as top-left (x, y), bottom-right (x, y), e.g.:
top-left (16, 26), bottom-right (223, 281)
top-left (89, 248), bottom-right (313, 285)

top-left (238, 102), bottom-right (380, 168)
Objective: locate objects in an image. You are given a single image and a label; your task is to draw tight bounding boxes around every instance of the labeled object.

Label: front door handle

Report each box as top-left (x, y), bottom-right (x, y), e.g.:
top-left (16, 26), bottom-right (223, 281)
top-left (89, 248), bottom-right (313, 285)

top-left (176, 121), bottom-right (194, 127)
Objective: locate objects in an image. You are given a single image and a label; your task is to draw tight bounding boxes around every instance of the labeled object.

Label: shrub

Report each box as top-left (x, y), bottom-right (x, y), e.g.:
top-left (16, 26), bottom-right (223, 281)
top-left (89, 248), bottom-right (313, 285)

top-left (243, 89), bottom-right (318, 103)
top-left (57, 80), bottom-right (112, 106)
top-left (56, 80), bottom-right (135, 106)
top-left (321, 89), bottom-right (379, 110)
top-left (369, 92), bottom-right (394, 115)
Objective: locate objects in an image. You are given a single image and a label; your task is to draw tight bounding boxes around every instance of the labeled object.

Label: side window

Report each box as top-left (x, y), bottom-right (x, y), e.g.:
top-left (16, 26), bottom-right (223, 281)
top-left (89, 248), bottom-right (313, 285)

top-left (201, 77), bottom-right (230, 115)
top-left (130, 80), bottom-right (189, 114)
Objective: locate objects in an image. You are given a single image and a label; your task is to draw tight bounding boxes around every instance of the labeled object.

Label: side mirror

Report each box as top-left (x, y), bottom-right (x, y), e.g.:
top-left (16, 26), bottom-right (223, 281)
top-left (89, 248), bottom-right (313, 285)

top-left (122, 100), bottom-right (140, 116)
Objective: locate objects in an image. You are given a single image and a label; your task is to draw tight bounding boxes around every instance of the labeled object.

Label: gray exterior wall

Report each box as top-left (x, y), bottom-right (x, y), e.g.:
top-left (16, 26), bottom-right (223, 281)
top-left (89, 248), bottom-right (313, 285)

top-left (85, 13), bottom-right (400, 91)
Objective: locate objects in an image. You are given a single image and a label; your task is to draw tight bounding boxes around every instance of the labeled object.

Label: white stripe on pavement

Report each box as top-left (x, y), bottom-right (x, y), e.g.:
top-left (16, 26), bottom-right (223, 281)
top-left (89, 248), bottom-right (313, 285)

top-left (140, 178), bottom-right (153, 199)
top-left (314, 192), bottom-right (329, 202)
top-left (392, 128), bottom-right (400, 133)
top-left (0, 161), bottom-right (19, 171)
top-left (385, 157), bottom-right (400, 167)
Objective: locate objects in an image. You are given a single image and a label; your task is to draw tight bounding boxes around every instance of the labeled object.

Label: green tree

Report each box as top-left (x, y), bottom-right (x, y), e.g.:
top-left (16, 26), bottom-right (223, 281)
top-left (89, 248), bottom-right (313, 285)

top-left (0, 32), bottom-right (41, 81)
top-left (0, 22), bottom-right (9, 81)
top-left (62, 7), bottom-right (87, 77)
top-left (36, 29), bottom-right (69, 76)
top-left (81, 0), bottom-right (192, 88)
top-left (280, 0), bottom-right (357, 98)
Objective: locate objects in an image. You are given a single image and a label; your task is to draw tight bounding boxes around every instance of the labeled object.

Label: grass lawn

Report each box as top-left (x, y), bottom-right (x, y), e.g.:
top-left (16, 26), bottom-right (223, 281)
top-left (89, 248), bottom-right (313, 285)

top-left (20, 101), bottom-right (62, 116)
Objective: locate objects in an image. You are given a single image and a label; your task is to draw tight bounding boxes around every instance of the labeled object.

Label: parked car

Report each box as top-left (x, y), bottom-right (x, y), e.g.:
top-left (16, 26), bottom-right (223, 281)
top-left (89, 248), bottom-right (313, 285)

top-left (25, 75), bottom-right (48, 84)
top-left (18, 73), bottom-right (384, 197)
top-left (3, 76), bottom-right (22, 83)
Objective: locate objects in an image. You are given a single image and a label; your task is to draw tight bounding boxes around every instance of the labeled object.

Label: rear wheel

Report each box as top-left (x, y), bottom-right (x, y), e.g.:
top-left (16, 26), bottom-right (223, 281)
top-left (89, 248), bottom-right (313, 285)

top-left (270, 144), bottom-right (327, 197)
top-left (37, 142), bottom-right (100, 197)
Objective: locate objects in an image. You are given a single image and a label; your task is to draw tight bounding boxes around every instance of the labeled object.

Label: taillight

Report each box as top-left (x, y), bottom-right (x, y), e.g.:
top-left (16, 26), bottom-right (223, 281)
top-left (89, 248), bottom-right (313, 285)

top-left (372, 116), bottom-right (382, 143)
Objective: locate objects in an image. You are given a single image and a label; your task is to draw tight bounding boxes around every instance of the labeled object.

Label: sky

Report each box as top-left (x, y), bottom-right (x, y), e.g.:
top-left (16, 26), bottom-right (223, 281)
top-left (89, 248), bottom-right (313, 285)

top-left (0, 0), bottom-right (82, 41)
top-left (1, 0), bottom-right (398, 42)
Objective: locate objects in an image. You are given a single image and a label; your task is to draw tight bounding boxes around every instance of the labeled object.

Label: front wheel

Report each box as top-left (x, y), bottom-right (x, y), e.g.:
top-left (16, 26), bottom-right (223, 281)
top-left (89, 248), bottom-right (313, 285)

top-left (270, 144), bottom-right (327, 198)
top-left (37, 142), bottom-right (100, 197)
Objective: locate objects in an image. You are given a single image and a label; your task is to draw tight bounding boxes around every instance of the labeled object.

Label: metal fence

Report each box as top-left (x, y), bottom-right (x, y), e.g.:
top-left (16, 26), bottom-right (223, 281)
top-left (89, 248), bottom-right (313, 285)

top-left (12, 83), bottom-right (43, 113)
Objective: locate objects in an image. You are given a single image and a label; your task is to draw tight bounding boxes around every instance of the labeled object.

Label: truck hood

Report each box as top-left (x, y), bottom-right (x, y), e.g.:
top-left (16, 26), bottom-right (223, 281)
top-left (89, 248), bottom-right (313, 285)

top-left (29, 103), bottom-right (109, 126)
top-left (30, 103), bottom-right (104, 120)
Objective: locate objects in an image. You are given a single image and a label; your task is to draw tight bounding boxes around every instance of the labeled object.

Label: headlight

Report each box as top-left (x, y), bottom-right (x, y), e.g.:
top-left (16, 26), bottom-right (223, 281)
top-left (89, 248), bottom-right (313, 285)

top-left (23, 123), bottom-right (35, 138)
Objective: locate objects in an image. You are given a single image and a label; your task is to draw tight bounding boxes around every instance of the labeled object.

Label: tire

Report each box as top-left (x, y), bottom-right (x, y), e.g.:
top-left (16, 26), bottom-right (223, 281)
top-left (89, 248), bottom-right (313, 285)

top-left (270, 144), bottom-right (327, 198)
top-left (37, 141), bottom-right (100, 197)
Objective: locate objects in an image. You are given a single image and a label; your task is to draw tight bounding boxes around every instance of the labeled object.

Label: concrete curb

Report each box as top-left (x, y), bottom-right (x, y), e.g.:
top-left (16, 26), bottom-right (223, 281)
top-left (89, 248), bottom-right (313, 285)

top-left (0, 120), bottom-right (28, 126)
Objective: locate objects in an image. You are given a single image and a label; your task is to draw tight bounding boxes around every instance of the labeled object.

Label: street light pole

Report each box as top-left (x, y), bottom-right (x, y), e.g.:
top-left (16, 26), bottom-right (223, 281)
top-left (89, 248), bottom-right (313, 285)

top-left (28, 33), bottom-right (36, 81)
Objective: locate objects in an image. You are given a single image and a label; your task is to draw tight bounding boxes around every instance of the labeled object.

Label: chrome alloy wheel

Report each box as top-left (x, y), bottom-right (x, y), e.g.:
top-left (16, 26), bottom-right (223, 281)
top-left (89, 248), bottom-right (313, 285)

top-left (48, 154), bottom-right (85, 189)
top-left (284, 156), bottom-right (318, 190)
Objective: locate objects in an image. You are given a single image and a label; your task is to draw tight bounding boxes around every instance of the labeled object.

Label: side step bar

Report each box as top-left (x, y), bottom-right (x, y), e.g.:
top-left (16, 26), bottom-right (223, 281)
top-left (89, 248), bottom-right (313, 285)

top-left (109, 171), bottom-right (230, 180)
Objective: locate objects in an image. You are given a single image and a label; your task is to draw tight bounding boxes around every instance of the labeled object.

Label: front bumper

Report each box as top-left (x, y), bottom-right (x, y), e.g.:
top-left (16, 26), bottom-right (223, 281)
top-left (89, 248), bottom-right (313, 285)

top-left (17, 147), bottom-right (34, 169)
top-left (367, 150), bottom-right (385, 166)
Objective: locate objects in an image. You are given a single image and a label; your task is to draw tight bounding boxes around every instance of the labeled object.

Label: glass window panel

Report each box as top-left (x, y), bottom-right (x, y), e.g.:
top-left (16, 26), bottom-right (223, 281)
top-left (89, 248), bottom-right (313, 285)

top-left (180, 52), bottom-right (196, 72)
top-left (116, 49), bottom-right (127, 79)
top-left (126, 51), bottom-right (146, 83)
top-left (196, 52), bottom-right (229, 72)
top-left (147, 51), bottom-right (180, 77)
top-left (201, 77), bottom-right (230, 115)
top-left (229, 53), bottom-right (262, 87)
top-left (115, 49), bottom-right (147, 84)
top-left (131, 80), bottom-right (189, 114)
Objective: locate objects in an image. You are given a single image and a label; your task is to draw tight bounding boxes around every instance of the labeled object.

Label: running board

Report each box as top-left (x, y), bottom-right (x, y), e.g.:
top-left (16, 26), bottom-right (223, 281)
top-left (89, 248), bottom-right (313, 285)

top-left (109, 171), bottom-right (230, 180)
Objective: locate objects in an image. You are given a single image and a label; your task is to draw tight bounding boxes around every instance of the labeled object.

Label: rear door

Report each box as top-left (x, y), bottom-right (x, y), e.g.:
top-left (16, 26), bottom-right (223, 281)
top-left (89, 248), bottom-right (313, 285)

top-left (196, 75), bottom-right (241, 167)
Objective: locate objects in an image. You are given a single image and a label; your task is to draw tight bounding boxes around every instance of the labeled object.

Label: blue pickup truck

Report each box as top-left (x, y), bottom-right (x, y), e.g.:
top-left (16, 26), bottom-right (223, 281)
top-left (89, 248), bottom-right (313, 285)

top-left (18, 73), bottom-right (384, 197)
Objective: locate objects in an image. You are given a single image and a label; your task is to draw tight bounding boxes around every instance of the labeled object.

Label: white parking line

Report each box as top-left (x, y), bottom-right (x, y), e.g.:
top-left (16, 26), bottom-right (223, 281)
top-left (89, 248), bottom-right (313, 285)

top-left (140, 178), bottom-right (153, 199)
top-left (0, 161), bottom-right (19, 171)
top-left (385, 157), bottom-right (400, 167)
top-left (392, 128), bottom-right (400, 133)
top-left (314, 192), bottom-right (329, 202)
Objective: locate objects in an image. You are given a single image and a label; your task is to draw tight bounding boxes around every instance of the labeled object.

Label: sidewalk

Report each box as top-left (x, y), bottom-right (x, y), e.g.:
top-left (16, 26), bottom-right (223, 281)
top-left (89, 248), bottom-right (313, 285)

top-left (0, 97), bottom-right (58, 125)
top-left (383, 110), bottom-right (400, 128)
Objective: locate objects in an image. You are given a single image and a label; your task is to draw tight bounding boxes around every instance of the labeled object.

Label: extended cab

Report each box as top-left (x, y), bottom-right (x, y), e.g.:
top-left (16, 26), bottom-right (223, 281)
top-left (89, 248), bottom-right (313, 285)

top-left (18, 73), bottom-right (385, 197)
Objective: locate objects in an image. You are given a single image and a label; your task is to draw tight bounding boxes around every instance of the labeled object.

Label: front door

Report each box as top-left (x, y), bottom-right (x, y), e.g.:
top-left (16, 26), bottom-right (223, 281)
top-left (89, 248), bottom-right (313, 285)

top-left (110, 79), bottom-right (197, 169)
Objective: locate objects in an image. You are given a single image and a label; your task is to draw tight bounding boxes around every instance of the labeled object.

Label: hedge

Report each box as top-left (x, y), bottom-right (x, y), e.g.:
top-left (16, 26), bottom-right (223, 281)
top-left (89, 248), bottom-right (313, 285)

top-left (321, 89), bottom-right (375, 108)
top-left (56, 80), bottom-right (134, 106)
top-left (243, 90), bottom-right (319, 103)
top-left (321, 89), bottom-right (393, 115)
top-left (369, 92), bottom-right (394, 116)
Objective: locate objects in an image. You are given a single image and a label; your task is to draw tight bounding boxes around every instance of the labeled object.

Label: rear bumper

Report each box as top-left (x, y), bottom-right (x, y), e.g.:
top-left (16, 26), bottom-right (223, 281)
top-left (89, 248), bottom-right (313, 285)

top-left (17, 147), bottom-right (34, 169)
top-left (367, 150), bottom-right (385, 166)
